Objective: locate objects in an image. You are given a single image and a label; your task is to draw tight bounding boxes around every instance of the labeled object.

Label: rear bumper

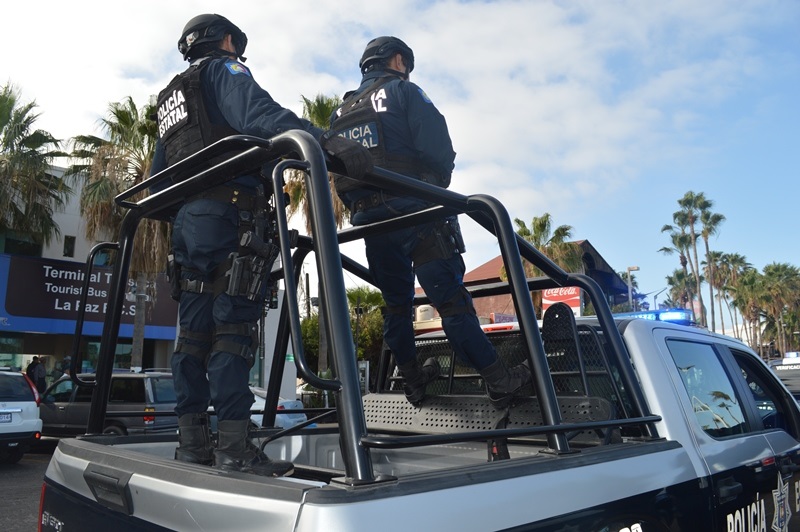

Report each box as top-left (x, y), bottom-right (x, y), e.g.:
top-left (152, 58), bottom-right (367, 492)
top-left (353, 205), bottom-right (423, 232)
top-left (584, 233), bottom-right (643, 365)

top-left (0, 430), bottom-right (41, 448)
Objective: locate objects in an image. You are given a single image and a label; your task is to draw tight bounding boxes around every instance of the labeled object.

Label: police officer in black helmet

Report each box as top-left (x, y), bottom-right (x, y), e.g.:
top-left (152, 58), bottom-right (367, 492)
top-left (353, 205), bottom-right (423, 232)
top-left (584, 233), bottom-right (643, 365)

top-left (151, 14), bottom-right (371, 477)
top-left (329, 37), bottom-right (531, 409)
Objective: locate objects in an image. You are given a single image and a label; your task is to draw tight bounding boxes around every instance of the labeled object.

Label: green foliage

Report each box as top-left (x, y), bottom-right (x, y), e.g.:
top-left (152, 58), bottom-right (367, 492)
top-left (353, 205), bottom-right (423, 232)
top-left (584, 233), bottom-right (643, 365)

top-left (0, 82), bottom-right (70, 246)
top-left (300, 313), bottom-right (320, 372)
top-left (298, 285), bottom-right (386, 393)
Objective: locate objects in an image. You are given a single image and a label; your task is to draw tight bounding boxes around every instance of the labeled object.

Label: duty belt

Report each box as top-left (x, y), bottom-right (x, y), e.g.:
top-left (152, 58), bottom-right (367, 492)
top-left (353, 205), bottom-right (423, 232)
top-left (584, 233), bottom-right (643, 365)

top-left (192, 186), bottom-right (257, 211)
top-left (351, 191), bottom-right (395, 214)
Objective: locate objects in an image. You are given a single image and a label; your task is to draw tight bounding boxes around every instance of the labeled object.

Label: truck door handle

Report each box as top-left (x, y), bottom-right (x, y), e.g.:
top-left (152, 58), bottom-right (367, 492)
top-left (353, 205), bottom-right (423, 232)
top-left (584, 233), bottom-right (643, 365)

top-left (58, 406), bottom-right (66, 411)
top-left (716, 477), bottom-right (743, 502)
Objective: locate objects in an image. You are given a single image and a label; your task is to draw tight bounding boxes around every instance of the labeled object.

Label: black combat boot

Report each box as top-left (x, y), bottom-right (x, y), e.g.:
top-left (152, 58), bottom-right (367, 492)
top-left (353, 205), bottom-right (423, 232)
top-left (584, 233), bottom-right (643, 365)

top-left (398, 358), bottom-right (441, 405)
top-left (479, 359), bottom-right (532, 409)
top-left (214, 419), bottom-right (293, 477)
top-left (175, 413), bottom-right (214, 465)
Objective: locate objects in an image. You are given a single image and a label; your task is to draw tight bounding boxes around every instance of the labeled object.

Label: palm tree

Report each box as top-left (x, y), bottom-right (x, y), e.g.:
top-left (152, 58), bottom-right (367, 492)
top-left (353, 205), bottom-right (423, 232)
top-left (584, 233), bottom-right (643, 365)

top-left (699, 205), bottom-right (725, 332)
top-left (761, 263), bottom-right (800, 356)
top-left (731, 268), bottom-right (765, 353)
top-left (666, 269), bottom-right (696, 315)
top-left (0, 83), bottom-right (71, 248)
top-left (659, 225), bottom-right (695, 309)
top-left (675, 191), bottom-right (711, 326)
top-left (512, 213), bottom-right (583, 317)
top-left (719, 253), bottom-right (752, 340)
top-left (284, 94), bottom-right (347, 233)
top-left (345, 286), bottom-right (385, 364)
top-left (66, 96), bottom-right (168, 369)
top-left (703, 250), bottom-right (726, 335)
top-left (346, 285), bottom-right (385, 316)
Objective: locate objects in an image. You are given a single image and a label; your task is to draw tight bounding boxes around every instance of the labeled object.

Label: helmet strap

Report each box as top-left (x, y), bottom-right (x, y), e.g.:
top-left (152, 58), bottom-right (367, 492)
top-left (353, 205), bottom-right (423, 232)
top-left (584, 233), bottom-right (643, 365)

top-left (209, 48), bottom-right (246, 62)
top-left (384, 67), bottom-right (409, 80)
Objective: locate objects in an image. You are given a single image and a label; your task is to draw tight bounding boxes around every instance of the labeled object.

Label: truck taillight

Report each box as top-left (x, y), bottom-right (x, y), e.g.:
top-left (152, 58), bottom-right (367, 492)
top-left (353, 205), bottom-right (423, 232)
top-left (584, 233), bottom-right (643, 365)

top-left (144, 407), bottom-right (155, 424)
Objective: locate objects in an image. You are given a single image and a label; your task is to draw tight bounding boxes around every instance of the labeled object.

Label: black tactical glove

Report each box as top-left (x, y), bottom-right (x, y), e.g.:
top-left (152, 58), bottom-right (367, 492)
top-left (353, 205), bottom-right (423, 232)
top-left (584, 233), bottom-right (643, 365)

top-left (320, 134), bottom-right (374, 181)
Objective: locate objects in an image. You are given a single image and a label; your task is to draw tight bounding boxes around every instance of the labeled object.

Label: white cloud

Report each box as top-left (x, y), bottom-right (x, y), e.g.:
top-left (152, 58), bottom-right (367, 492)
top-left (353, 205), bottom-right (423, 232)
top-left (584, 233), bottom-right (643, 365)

top-left (3, 0), bottom-right (798, 299)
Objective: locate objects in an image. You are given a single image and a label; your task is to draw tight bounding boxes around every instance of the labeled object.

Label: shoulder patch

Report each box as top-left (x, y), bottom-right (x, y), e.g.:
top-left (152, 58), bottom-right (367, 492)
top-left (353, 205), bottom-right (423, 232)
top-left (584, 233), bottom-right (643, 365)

top-left (225, 61), bottom-right (251, 76)
top-left (417, 87), bottom-right (432, 103)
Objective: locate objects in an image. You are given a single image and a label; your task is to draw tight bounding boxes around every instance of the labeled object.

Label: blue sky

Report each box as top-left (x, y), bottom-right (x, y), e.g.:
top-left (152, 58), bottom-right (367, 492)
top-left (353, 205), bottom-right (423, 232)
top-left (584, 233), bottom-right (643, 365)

top-left (2, 0), bottom-right (798, 316)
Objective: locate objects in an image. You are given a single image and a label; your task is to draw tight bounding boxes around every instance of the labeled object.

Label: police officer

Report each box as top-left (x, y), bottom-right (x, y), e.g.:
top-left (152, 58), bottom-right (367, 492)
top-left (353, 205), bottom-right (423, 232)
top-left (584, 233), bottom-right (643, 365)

top-left (329, 37), bottom-right (531, 408)
top-left (152, 14), bottom-right (372, 477)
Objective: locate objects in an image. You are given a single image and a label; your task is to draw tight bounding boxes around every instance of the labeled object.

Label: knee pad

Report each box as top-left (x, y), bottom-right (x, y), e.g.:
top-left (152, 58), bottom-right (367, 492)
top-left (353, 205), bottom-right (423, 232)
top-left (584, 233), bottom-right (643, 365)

top-left (211, 322), bottom-right (259, 368)
top-left (175, 328), bottom-right (213, 366)
top-left (437, 286), bottom-right (476, 318)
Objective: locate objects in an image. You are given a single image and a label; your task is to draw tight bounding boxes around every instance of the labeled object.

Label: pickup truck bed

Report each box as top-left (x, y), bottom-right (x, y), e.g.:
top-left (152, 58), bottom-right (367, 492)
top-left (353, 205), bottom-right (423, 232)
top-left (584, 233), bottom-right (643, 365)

top-left (44, 426), bottom-right (706, 531)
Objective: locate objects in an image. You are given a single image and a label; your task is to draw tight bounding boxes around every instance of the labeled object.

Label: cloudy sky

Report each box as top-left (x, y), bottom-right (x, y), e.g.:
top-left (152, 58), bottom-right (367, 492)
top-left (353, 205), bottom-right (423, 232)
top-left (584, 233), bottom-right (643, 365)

top-left (3, 0), bottom-right (799, 314)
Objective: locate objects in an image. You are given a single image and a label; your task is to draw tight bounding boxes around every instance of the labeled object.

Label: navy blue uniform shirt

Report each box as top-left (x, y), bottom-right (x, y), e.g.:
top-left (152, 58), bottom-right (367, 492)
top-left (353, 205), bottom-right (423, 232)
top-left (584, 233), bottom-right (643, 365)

top-left (151, 56), bottom-right (323, 191)
top-left (333, 69), bottom-right (456, 181)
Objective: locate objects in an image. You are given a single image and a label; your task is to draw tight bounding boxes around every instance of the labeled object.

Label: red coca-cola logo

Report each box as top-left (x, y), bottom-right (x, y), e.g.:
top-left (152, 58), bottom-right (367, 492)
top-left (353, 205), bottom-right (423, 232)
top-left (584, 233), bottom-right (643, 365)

top-left (543, 287), bottom-right (580, 297)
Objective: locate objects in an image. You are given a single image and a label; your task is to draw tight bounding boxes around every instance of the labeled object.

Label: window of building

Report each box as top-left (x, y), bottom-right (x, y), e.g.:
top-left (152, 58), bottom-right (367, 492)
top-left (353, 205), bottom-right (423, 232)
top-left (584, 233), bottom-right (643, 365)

top-left (63, 236), bottom-right (76, 257)
top-left (2, 231), bottom-right (41, 257)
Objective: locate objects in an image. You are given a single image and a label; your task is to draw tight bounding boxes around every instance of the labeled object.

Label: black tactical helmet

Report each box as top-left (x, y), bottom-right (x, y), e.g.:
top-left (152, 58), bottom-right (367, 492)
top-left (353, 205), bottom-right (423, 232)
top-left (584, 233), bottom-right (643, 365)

top-left (178, 14), bottom-right (248, 61)
top-left (359, 36), bottom-right (414, 75)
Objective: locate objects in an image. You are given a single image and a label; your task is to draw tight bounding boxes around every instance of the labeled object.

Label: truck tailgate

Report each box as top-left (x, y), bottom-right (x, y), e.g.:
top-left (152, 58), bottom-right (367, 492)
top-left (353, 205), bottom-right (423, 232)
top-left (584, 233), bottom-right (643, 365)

top-left (41, 437), bottom-right (321, 531)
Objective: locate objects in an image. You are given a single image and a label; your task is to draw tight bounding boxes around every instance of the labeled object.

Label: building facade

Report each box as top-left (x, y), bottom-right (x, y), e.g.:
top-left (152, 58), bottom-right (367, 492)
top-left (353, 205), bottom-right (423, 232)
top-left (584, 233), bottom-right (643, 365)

top-left (0, 166), bottom-right (178, 383)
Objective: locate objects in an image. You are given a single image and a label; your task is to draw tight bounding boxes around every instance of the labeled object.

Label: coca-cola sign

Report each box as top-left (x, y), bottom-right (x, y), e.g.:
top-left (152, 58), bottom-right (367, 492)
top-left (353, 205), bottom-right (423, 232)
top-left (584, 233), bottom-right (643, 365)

top-left (542, 286), bottom-right (582, 315)
top-left (542, 287), bottom-right (580, 298)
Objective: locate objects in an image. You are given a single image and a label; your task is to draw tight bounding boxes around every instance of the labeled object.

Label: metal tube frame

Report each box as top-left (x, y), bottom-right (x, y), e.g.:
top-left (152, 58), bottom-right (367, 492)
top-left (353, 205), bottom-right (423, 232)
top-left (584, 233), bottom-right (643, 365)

top-left (81, 131), bottom-right (656, 477)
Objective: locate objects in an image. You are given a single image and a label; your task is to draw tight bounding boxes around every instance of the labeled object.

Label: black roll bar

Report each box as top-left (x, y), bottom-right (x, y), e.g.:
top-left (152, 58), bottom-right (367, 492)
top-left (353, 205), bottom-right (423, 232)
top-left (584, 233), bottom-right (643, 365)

top-left (86, 133), bottom-right (376, 481)
top-left (80, 130), bottom-right (657, 480)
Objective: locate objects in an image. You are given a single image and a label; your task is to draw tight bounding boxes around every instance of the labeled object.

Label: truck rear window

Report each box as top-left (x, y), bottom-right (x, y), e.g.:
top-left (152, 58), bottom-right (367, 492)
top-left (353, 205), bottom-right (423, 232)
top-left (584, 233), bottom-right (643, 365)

top-left (0, 374), bottom-right (34, 401)
top-left (109, 378), bottom-right (145, 403)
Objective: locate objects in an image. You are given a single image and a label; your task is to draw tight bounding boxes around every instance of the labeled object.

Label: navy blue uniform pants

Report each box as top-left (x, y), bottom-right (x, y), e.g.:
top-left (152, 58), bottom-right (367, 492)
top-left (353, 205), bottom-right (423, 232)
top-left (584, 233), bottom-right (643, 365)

top-left (171, 198), bottom-right (259, 421)
top-left (355, 203), bottom-right (497, 370)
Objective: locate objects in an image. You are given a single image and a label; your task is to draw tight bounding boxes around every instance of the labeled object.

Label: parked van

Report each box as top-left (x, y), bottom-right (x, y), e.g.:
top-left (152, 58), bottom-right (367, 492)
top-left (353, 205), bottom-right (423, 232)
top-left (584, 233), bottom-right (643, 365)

top-left (39, 372), bottom-right (177, 436)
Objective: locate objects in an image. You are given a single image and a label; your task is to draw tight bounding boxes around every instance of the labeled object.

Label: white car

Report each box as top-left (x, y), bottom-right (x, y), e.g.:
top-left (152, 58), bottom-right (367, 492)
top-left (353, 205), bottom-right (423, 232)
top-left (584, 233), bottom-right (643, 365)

top-left (0, 368), bottom-right (43, 464)
top-left (208, 387), bottom-right (308, 430)
top-left (249, 387), bottom-right (308, 429)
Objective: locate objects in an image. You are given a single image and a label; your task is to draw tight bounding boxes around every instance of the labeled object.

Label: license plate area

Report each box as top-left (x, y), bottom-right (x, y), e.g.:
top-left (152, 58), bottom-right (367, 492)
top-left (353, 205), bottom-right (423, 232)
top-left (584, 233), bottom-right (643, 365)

top-left (0, 413), bottom-right (12, 423)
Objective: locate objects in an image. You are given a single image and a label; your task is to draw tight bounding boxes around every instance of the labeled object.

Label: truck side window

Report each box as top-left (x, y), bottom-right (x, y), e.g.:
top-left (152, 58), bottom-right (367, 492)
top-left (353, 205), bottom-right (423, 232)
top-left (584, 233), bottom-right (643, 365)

top-left (731, 350), bottom-right (800, 439)
top-left (667, 340), bottom-right (747, 438)
top-left (75, 385), bottom-right (93, 403)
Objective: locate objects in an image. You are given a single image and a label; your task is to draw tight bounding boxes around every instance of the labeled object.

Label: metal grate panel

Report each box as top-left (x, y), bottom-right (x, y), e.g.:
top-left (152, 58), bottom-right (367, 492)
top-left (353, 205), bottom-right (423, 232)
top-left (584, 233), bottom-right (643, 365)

top-left (364, 393), bottom-right (613, 438)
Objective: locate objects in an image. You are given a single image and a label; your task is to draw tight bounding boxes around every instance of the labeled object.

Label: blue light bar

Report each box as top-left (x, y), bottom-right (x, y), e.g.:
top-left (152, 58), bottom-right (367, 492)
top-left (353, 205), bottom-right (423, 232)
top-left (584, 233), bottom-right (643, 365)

top-left (614, 308), bottom-right (696, 326)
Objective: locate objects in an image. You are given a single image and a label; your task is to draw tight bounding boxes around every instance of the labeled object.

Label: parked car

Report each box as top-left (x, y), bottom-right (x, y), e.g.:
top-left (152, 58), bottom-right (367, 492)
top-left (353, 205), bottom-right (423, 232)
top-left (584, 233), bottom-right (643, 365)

top-left (39, 372), bottom-right (177, 436)
top-left (250, 386), bottom-right (308, 429)
top-left (0, 367), bottom-right (42, 464)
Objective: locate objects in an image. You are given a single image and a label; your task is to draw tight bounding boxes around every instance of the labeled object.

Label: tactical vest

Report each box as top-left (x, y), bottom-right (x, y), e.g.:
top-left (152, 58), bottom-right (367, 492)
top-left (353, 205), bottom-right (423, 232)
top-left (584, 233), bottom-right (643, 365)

top-left (156, 59), bottom-right (238, 167)
top-left (330, 77), bottom-right (449, 191)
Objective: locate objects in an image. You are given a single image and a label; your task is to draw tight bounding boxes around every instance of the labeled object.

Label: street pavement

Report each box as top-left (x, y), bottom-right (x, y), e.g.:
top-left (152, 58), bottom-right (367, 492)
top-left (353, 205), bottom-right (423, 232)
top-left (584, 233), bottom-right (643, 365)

top-left (0, 438), bottom-right (58, 532)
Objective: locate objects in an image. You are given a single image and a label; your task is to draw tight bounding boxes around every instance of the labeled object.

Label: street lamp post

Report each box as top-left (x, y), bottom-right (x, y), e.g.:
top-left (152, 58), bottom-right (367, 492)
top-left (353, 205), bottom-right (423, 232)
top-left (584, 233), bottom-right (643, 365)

top-left (627, 266), bottom-right (640, 311)
top-left (653, 287), bottom-right (667, 311)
